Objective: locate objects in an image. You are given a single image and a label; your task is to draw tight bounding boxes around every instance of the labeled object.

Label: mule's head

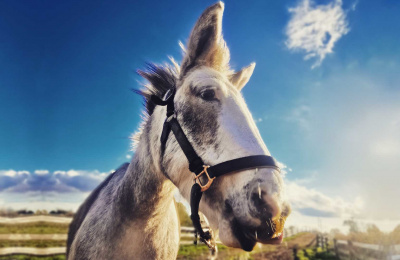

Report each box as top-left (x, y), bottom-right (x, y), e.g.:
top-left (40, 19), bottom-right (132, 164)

top-left (139, 2), bottom-right (290, 251)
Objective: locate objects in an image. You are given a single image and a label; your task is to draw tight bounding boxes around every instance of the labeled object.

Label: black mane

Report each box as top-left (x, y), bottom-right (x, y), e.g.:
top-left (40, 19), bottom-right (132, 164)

top-left (136, 62), bottom-right (178, 115)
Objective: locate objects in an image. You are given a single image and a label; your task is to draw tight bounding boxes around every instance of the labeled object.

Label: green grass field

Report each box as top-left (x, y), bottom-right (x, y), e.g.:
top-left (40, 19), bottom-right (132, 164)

top-left (296, 247), bottom-right (338, 260)
top-left (0, 240), bottom-right (66, 248)
top-left (0, 222), bottom-right (338, 260)
top-left (0, 255), bottom-right (65, 260)
top-left (0, 223), bottom-right (69, 235)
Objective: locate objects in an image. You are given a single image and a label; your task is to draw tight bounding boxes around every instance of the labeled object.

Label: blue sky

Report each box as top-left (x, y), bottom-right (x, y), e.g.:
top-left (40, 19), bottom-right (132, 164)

top-left (1, 0), bottom-right (399, 231)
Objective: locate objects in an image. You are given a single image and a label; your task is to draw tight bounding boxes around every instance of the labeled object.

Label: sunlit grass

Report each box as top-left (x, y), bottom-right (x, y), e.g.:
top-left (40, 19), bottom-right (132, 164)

top-left (0, 240), bottom-right (66, 248)
top-left (0, 255), bottom-right (65, 260)
top-left (296, 247), bottom-right (338, 260)
top-left (0, 223), bottom-right (69, 234)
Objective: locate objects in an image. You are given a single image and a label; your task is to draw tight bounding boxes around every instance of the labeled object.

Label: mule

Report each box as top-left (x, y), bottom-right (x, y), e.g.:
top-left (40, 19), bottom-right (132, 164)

top-left (67, 2), bottom-right (290, 259)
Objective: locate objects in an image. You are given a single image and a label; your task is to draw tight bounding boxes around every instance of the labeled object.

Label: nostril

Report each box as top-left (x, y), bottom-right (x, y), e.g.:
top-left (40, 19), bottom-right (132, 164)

top-left (250, 192), bottom-right (272, 219)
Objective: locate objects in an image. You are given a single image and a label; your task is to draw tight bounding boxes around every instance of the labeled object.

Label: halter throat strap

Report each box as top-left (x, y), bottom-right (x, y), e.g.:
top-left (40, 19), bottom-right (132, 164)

top-left (152, 88), bottom-right (280, 249)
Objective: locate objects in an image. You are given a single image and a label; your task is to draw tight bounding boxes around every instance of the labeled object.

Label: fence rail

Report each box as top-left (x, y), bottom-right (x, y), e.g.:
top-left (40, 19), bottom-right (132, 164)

top-left (0, 216), bottom-right (72, 224)
top-left (0, 223), bottom-right (205, 256)
top-left (0, 216), bottom-right (331, 257)
top-left (0, 247), bottom-right (66, 256)
top-left (334, 239), bottom-right (400, 260)
top-left (0, 234), bottom-right (67, 240)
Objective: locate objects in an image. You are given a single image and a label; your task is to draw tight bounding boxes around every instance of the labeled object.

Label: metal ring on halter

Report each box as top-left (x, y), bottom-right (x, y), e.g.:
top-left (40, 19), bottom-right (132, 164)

top-left (194, 165), bottom-right (215, 192)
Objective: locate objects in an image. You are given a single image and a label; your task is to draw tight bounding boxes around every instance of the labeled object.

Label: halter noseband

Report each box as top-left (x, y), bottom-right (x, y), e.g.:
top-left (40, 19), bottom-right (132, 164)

top-left (151, 88), bottom-right (280, 249)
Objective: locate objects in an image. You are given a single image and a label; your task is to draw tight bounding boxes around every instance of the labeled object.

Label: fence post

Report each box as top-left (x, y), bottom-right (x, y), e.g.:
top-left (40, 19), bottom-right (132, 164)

top-left (293, 245), bottom-right (299, 260)
top-left (303, 248), bottom-right (309, 257)
top-left (325, 236), bottom-right (329, 252)
top-left (348, 240), bottom-right (354, 260)
top-left (382, 244), bottom-right (390, 260)
top-left (314, 234), bottom-right (319, 255)
top-left (334, 239), bottom-right (340, 259)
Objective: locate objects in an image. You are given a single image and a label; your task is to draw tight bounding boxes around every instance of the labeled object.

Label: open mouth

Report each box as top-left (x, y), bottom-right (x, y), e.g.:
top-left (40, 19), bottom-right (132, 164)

top-left (231, 218), bottom-right (285, 251)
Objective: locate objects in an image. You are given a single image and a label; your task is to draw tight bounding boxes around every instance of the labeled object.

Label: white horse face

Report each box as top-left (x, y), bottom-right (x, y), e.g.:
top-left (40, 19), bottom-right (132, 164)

top-left (163, 2), bottom-right (291, 251)
top-left (172, 67), bottom-right (290, 250)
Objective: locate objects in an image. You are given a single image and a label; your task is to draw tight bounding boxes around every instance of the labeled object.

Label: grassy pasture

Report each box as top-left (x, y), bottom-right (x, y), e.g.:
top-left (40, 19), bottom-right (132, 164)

top-left (0, 221), bottom-right (338, 259)
top-left (0, 223), bottom-right (69, 235)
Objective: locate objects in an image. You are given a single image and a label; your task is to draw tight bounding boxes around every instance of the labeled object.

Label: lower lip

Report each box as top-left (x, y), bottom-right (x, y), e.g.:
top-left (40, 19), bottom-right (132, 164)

top-left (272, 232), bottom-right (284, 244)
top-left (260, 232), bottom-right (284, 244)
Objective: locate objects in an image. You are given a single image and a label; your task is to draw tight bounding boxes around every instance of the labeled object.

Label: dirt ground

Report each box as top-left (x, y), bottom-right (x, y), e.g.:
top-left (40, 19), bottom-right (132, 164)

top-left (250, 233), bottom-right (316, 260)
top-left (178, 233), bottom-right (317, 260)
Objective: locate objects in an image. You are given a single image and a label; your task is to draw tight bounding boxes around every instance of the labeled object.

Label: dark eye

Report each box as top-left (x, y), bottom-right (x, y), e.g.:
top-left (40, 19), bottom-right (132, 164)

top-left (200, 89), bottom-right (215, 101)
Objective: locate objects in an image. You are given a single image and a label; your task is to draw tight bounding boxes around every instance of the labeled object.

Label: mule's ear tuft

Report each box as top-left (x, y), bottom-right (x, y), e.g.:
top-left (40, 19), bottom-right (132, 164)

top-left (180, 2), bottom-right (230, 76)
top-left (230, 63), bottom-right (256, 90)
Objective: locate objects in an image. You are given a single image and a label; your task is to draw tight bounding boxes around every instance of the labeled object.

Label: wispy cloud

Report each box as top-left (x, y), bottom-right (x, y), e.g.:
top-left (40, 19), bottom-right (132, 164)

top-left (254, 118), bottom-right (263, 124)
top-left (34, 170), bottom-right (49, 176)
top-left (285, 0), bottom-right (350, 68)
top-left (1, 166), bottom-right (362, 220)
top-left (0, 169), bottom-right (114, 211)
top-left (0, 169), bottom-right (109, 193)
top-left (285, 180), bottom-right (364, 218)
top-left (282, 65), bottom-right (400, 220)
top-left (285, 104), bottom-right (311, 131)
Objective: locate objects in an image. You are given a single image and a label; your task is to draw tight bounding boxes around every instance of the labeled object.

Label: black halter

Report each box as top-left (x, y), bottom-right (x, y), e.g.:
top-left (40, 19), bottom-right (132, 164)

top-left (151, 88), bottom-right (280, 249)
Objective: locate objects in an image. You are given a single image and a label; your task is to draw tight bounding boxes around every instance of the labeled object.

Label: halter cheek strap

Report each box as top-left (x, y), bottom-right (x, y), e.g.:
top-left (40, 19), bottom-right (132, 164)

top-left (152, 88), bottom-right (280, 249)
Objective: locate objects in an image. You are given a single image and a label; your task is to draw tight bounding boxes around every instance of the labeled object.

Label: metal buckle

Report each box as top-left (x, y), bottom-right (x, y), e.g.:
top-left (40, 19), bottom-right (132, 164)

top-left (194, 165), bottom-right (215, 192)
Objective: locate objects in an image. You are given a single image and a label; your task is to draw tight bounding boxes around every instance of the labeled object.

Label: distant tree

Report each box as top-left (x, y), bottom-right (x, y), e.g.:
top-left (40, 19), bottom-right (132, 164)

top-left (65, 210), bottom-right (75, 217)
top-left (330, 228), bottom-right (342, 237)
top-left (50, 209), bottom-right (68, 215)
top-left (289, 226), bottom-right (296, 236)
top-left (176, 202), bottom-right (192, 226)
top-left (366, 224), bottom-right (381, 234)
top-left (343, 219), bottom-right (359, 233)
top-left (389, 225), bottom-right (400, 243)
top-left (35, 210), bottom-right (48, 215)
top-left (0, 208), bottom-right (18, 217)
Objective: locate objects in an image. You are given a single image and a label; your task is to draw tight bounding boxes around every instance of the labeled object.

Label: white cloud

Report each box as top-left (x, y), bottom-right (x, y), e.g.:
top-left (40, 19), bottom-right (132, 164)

top-left (0, 170), bottom-right (29, 177)
top-left (285, 180), bottom-right (364, 218)
top-left (34, 170), bottom-right (49, 176)
top-left (254, 118), bottom-right (263, 124)
top-left (66, 170), bottom-right (80, 177)
top-left (0, 169), bottom-right (113, 212)
top-left (126, 154), bottom-right (132, 159)
top-left (284, 210), bottom-right (399, 233)
top-left (285, 0), bottom-right (350, 68)
top-left (276, 161), bottom-right (292, 177)
top-left (0, 169), bottom-right (110, 194)
top-left (285, 105), bottom-right (311, 131)
top-left (282, 64), bottom-right (400, 220)
top-left (2, 170), bottom-right (17, 177)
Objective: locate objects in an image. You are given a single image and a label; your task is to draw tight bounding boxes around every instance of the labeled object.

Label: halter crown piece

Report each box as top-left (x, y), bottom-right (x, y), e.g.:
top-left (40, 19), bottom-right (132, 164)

top-left (151, 87), bottom-right (280, 250)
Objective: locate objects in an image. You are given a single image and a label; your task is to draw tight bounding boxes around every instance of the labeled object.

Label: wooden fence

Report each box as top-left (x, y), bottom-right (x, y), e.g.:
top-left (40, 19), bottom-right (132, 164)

top-left (0, 215), bottom-right (320, 257)
top-left (334, 239), bottom-right (400, 260)
top-left (0, 216), bottom-right (72, 224)
top-left (292, 233), bottom-right (328, 260)
top-left (0, 226), bottom-right (203, 256)
top-left (0, 214), bottom-right (211, 257)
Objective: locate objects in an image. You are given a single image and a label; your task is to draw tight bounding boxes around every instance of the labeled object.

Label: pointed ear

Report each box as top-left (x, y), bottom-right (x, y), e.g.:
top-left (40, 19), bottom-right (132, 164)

top-left (229, 63), bottom-right (256, 90)
top-left (180, 2), bottom-right (230, 76)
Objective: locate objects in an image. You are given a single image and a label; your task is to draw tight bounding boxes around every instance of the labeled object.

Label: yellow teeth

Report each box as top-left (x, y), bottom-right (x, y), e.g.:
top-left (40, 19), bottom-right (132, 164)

top-left (271, 215), bottom-right (286, 238)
